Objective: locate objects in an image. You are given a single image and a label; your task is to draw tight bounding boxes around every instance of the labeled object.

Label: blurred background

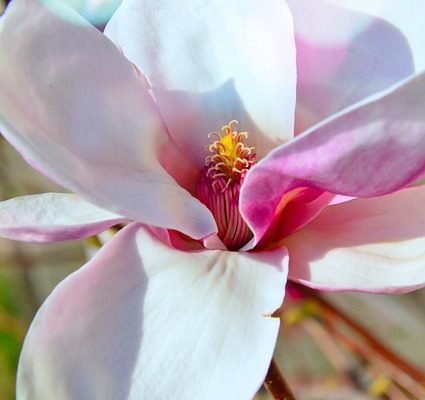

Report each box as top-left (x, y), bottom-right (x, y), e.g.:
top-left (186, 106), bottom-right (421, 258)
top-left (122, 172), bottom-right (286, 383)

top-left (0, 1), bottom-right (424, 399)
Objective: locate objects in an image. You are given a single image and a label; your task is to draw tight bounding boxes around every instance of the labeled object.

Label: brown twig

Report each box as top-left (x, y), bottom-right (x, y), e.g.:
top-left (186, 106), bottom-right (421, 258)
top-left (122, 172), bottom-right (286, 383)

top-left (295, 284), bottom-right (425, 385)
top-left (264, 358), bottom-right (297, 400)
top-left (302, 318), bottom-right (349, 373)
top-left (324, 314), bottom-right (425, 399)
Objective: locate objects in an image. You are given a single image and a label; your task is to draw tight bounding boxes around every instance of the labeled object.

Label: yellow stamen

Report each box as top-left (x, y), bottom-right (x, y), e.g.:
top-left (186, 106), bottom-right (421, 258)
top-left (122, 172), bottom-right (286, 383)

top-left (206, 120), bottom-right (256, 185)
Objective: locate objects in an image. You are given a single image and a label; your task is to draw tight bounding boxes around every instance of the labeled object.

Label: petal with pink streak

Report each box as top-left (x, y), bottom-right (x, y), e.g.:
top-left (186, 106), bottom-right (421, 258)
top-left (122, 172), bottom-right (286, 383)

top-left (241, 71), bottom-right (425, 244)
top-left (257, 190), bottom-right (336, 249)
top-left (0, 193), bottom-right (126, 243)
top-left (17, 223), bottom-right (288, 400)
top-left (105, 0), bottom-right (297, 164)
top-left (284, 187), bottom-right (425, 293)
top-left (287, 0), bottom-right (414, 133)
top-left (0, 0), bottom-right (215, 239)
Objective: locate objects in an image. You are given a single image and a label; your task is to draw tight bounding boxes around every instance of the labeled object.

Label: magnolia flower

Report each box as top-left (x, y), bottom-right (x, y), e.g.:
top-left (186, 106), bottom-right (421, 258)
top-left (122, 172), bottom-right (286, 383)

top-left (1, 0), bottom-right (425, 399)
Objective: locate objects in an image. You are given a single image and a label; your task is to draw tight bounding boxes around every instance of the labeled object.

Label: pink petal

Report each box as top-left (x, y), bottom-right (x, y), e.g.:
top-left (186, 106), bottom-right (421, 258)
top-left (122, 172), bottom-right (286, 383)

top-left (0, 193), bottom-right (126, 243)
top-left (241, 71), bottom-right (425, 244)
top-left (18, 223), bottom-right (288, 399)
top-left (0, 0), bottom-right (215, 239)
top-left (257, 190), bottom-right (335, 249)
top-left (105, 0), bottom-right (297, 164)
top-left (287, 0), bottom-right (414, 133)
top-left (284, 186), bottom-right (425, 293)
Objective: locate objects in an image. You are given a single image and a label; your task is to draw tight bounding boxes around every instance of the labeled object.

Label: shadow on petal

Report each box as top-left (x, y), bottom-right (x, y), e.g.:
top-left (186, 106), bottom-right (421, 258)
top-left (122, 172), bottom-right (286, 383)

top-left (17, 223), bottom-right (147, 399)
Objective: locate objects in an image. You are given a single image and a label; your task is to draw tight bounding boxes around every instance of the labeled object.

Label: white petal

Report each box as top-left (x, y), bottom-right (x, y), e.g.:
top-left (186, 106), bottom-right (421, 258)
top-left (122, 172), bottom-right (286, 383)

top-left (327, 0), bottom-right (425, 71)
top-left (0, 193), bottom-right (126, 242)
top-left (0, 0), bottom-right (216, 239)
top-left (18, 224), bottom-right (288, 400)
top-left (284, 187), bottom-right (425, 293)
top-left (106, 0), bottom-right (297, 162)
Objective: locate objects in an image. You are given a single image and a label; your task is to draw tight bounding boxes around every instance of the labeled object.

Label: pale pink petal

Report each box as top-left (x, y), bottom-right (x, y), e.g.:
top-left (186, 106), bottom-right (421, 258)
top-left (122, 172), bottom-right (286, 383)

top-left (329, 195), bottom-right (356, 205)
top-left (18, 224), bottom-right (288, 399)
top-left (287, 0), bottom-right (414, 133)
top-left (203, 233), bottom-right (227, 251)
top-left (241, 71), bottom-right (425, 244)
top-left (327, 0), bottom-right (425, 71)
top-left (105, 0), bottom-right (296, 164)
top-left (0, 193), bottom-right (126, 243)
top-left (0, 0), bottom-right (215, 239)
top-left (284, 187), bottom-right (425, 293)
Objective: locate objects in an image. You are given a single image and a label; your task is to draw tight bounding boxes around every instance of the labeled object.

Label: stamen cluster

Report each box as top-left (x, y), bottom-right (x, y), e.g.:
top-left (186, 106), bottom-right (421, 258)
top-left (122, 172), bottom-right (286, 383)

top-left (198, 121), bottom-right (256, 250)
top-left (205, 120), bottom-right (256, 190)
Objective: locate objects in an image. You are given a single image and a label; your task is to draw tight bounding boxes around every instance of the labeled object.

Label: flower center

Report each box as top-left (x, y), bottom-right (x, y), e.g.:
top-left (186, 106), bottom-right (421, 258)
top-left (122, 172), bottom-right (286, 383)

top-left (197, 120), bottom-right (255, 250)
